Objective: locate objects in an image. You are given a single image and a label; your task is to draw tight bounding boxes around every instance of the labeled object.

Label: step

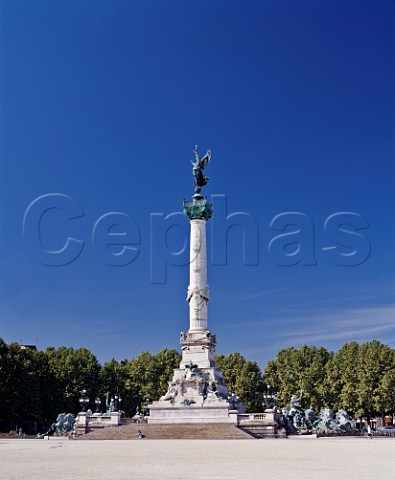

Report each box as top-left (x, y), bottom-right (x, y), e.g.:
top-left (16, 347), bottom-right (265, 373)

top-left (78, 423), bottom-right (254, 440)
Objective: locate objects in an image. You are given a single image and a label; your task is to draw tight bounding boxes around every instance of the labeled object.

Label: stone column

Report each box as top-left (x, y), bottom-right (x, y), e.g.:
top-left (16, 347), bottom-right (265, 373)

top-left (146, 150), bottom-right (245, 420)
top-left (181, 194), bottom-right (215, 368)
top-left (187, 218), bottom-right (210, 332)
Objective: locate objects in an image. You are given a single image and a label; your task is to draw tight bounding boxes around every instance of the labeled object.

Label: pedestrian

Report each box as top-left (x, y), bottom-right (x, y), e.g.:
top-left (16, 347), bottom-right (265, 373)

top-left (138, 430), bottom-right (143, 439)
top-left (367, 424), bottom-right (372, 439)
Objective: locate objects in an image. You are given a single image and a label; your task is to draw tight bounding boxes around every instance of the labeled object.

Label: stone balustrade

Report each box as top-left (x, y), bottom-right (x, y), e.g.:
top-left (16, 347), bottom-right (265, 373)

top-left (75, 412), bottom-right (122, 434)
top-left (238, 413), bottom-right (267, 422)
top-left (236, 410), bottom-right (281, 438)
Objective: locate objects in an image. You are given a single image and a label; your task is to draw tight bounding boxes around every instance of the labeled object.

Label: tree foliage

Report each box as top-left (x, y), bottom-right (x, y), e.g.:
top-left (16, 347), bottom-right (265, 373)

top-left (124, 348), bottom-right (181, 414)
top-left (45, 346), bottom-right (101, 414)
top-left (216, 352), bottom-right (264, 412)
top-left (0, 341), bottom-right (58, 427)
top-left (326, 340), bottom-right (395, 419)
top-left (264, 345), bottom-right (332, 411)
top-left (264, 341), bottom-right (395, 419)
top-left (1, 338), bottom-right (394, 433)
top-left (99, 358), bottom-right (128, 412)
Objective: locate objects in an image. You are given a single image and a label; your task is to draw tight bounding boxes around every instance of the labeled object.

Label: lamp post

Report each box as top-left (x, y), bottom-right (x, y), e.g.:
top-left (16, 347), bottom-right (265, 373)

top-left (144, 398), bottom-right (150, 416)
top-left (263, 384), bottom-right (278, 409)
top-left (228, 392), bottom-right (239, 409)
top-left (114, 393), bottom-right (122, 412)
top-left (79, 389), bottom-right (89, 412)
top-left (268, 384), bottom-right (272, 408)
top-left (95, 397), bottom-right (101, 413)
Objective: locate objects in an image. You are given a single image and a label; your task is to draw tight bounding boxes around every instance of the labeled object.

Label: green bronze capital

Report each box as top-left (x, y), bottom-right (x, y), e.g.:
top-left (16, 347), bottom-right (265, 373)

top-left (183, 195), bottom-right (213, 221)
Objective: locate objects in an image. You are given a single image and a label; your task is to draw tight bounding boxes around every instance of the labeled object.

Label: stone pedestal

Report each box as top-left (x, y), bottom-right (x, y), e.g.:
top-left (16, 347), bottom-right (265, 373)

top-left (75, 412), bottom-right (88, 435)
top-left (180, 330), bottom-right (216, 370)
top-left (148, 404), bottom-right (239, 424)
top-left (148, 359), bottom-right (242, 424)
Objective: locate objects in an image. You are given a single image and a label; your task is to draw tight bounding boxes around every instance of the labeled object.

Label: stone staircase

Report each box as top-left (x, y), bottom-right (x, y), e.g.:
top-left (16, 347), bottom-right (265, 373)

top-left (237, 425), bottom-right (287, 439)
top-left (78, 423), bottom-right (254, 440)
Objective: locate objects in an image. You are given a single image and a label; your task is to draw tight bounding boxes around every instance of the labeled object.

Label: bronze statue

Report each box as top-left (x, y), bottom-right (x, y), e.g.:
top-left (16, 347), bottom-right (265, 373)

top-left (37, 413), bottom-right (75, 438)
top-left (191, 145), bottom-right (211, 194)
top-left (290, 389), bottom-right (303, 413)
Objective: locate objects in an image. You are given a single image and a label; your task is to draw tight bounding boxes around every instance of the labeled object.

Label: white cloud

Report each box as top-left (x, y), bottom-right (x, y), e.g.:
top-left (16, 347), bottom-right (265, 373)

top-left (237, 304), bottom-right (395, 357)
top-left (233, 284), bottom-right (296, 302)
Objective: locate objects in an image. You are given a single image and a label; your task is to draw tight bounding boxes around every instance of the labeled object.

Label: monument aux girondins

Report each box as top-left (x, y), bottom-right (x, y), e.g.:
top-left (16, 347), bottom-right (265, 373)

top-left (148, 147), bottom-right (244, 423)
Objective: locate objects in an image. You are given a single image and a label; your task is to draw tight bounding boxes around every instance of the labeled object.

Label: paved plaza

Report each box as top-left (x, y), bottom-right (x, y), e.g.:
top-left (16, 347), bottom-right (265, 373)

top-left (0, 437), bottom-right (393, 480)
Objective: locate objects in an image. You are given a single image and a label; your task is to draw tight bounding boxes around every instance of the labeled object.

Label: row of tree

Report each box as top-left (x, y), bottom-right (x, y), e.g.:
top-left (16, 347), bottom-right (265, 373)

top-left (0, 338), bottom-right (394, 432)
top-left (0, 339), bottom-right (182, 431)
top-left (264, 341), bottom-right (395, 420)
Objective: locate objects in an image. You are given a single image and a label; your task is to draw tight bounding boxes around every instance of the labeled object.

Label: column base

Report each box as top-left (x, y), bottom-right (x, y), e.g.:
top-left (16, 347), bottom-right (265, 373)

top-left (180, 330), bottom-right (216, 368)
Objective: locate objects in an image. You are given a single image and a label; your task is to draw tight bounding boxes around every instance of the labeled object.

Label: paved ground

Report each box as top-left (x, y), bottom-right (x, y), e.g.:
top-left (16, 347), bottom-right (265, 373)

top-left (0, 437), bottom-right (394, 480)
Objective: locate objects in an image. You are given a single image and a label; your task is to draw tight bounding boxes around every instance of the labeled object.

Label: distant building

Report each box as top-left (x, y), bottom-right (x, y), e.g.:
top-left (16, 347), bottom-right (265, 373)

top-left (20, 344), bottom-right (37, 351)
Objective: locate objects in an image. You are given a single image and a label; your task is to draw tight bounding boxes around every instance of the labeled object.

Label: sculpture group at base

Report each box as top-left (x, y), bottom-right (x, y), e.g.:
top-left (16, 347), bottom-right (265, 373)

top-left (160, 360), bottom-right (225, 406)
top-left (37, 413), bottom-right (76, 438)
top-left (281, 390), bottom-right (356, 435)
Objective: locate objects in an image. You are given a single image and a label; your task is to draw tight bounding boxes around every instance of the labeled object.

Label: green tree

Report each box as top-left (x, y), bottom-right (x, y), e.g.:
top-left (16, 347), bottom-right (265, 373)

top-left (124, 349), bottom-right (179, 414)
top-left (2, 337), bottom-right (394, 427)
top-left (216, 352), bottom-right (264, 412)
top-left (216, 352), bottom-right (248, 393)
top-left (317, 341), bottom-right (395, 420)
top-left (264, 345), bottom-right (332, 411)
top-left (4, 344), bottom-right (44, 422)
top-left (0, 339), bottom-right (12, 426)
top-left (46, 346), bottom-right (101, 414)
top-left (377, 350), bottom-right (395, 419)
top-left (0, 341), bottom-right (59, 431)
top-left (28, 349), bottom-right (59, 423)
top-left (325, 341), bottom-right (360, 414)
top-left (235, 361), bottom-right (264, 412)
top-left (125, 351), bottom-right (158, 411)
top-left (99, 358), bottom-right (128, 412)
top-left (154, 348), bottom-right (181, 396)
top-left (355, 340), bottom-right (394, 420)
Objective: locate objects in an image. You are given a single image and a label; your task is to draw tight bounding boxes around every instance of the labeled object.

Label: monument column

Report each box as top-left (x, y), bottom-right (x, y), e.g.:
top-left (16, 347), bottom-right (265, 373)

top-left (186, 203), bottom-right (211, 332)
top-left (180, 147), bottom-right (215, 368)
top-left (147, 146), bottom-right (244, 423)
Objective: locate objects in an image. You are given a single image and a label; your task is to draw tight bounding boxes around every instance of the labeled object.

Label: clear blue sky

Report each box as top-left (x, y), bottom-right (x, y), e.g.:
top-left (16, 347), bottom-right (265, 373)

top-left (1, 0), bottom-right (394, 369)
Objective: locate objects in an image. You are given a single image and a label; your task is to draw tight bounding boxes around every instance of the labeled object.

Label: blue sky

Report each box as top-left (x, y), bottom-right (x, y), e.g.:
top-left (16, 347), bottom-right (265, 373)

top-left (1, 0), bottom-right (394, 369)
